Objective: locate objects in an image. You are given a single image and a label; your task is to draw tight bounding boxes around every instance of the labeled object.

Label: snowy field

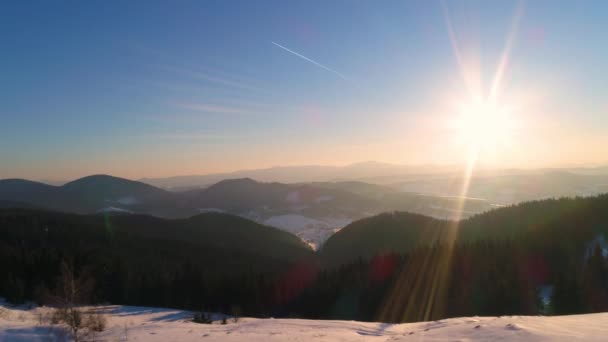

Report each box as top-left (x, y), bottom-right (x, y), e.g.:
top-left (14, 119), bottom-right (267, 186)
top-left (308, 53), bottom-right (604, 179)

top-left (1, 302), bottom-right (608, 341)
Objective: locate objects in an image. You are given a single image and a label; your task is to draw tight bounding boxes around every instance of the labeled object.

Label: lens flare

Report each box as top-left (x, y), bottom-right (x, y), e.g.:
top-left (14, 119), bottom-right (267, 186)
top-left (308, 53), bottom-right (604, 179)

top-left (377, 1), bottom-right (524, 323)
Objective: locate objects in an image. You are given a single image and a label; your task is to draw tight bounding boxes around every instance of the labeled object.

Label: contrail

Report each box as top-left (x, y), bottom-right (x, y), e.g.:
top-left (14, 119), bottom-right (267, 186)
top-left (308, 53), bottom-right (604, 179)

top-left (271, 41), bottom-right (348, 80)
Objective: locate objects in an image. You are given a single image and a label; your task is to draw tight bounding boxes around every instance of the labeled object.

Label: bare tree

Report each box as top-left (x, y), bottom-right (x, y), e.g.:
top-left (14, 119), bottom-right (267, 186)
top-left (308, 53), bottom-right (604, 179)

top-left (49, 260), bottom-right (104, 342)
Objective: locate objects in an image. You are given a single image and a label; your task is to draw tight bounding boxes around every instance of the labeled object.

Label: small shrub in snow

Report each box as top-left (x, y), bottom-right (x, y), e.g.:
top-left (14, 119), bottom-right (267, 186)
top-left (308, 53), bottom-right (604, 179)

top-left (36, 311), bottom-right (49, 325)
top-left (192, 311), bottom-right (213, 324)
top-left (116, 323), bottom-right (130, 342)
top-left (231, 305), bottom-right (242, 323)
top-left (50, 310), bottom-right (62, 325)
top-left (85, 311), bottom-right (107, 332)
top-left (0, 307), bottom-right (9, 319)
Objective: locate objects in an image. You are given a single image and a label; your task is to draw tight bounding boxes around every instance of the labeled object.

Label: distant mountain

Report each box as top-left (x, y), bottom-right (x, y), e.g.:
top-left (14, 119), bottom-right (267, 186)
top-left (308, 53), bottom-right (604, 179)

top-left (61, 174), bottom-right (167, 201)
top-left (0, 178), bottom-right (79, 212)
top-left (139, 162), bottom-right (462, 190)
top-left (184, 178), bottom-right (292, 212)
top-left (140, 163), bottom-right (608, 207)
top-left (140, 162), bottom-right (608, 191)
top-left (0, 179), bottom-right (57, 202)
top-left (0, 175), bottom-right (193, 217)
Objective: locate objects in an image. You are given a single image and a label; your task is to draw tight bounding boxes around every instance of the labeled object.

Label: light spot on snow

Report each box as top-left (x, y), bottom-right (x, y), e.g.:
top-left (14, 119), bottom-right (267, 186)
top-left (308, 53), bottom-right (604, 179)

top-left (585, 234), bottom-right (608, 259)
top-left (264, 215), bottom-right (351, 250)
top-left (314, 195), bottom-right (333, 203)
top-left (97, 206), bottom-right (133, 214)
top-left (117, 196), bottom-right (139, 205)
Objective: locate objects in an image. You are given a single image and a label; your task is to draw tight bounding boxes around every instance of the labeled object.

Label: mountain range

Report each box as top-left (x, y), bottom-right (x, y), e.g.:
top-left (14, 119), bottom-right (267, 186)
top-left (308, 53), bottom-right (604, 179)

top-left (0, 174), bottom-right (499, 248)
top-left (138, 162), bottom-right (463, 191)
top-left (3, 166), bottom-right (608, 248)
top-left (138, 162), bottom-right (608, 192)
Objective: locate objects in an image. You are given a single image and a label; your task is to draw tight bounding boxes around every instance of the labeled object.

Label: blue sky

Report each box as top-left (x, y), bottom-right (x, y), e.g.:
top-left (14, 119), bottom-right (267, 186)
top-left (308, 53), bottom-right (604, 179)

top-left (1, 1), bottom-right (607, 179)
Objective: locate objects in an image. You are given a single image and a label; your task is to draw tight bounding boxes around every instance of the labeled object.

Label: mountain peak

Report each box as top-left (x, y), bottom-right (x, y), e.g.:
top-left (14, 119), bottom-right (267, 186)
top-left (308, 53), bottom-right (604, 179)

top-left (63, 174), bottom-right (131, 185)
top-left (208, 178), bottom-right (260, 188)
top-left (61, 174), bottom-right (167, 198)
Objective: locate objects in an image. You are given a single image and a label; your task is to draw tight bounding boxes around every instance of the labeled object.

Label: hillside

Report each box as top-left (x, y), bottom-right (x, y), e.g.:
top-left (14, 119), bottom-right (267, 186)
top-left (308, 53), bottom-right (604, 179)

top-left (321, 194), bottom-right (608, 267)
top-left (0, 179), bottom-right (60, 208)
top-left (320, 212), bottom-right (450, 267)
top-left (0, 209), bottom-right (314, 309)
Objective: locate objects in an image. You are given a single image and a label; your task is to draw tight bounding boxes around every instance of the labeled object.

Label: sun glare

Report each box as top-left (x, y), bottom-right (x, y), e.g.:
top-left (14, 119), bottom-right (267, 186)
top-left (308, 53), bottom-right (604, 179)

top-left (453, 100), bottom-right (514, 152)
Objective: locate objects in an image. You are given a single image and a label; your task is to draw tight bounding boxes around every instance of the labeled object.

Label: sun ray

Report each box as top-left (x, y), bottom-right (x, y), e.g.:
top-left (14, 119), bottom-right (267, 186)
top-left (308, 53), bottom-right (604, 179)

top-left (377, 1), bottom-right (524, 323)
top-left (489, 1), bottom-right (525, 103)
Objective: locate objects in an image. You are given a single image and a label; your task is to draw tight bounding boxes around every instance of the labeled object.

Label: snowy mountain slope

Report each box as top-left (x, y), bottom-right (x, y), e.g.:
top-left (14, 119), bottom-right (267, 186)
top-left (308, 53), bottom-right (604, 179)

top-left (1, 302), bottom-right (608, 341)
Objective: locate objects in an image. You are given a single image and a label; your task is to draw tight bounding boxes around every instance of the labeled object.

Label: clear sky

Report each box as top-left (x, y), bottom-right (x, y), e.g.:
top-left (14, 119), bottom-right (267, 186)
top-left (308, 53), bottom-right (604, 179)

top-left (1, 0), bottom-right (607, 180)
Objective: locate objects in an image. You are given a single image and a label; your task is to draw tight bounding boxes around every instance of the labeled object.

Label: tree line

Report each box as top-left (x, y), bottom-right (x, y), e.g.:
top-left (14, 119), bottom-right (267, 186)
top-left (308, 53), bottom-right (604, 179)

top-left (1, 200), bottom-right (607, 322)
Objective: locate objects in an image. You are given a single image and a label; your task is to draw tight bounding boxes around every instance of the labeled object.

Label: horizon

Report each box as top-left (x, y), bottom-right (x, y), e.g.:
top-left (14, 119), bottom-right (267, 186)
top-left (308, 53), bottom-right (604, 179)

top-left (4, 159), bottom-right (608, 184)
top-left (2, 1), bottom-right (608, 180)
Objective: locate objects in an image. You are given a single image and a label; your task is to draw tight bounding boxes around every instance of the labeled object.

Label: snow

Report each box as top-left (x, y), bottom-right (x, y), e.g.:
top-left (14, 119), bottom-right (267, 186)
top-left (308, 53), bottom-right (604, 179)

top-left (1, 301), bottom-right (608, 341)
top-left (586, 234), bottom-right (608, 259)
top-left (264, 214), bottom-right (351, 250)
top-left (539, 285), bottom-right (554, 307)
top-left (264, 214), bottom-right (326, 234)
top-left (96, 206), bottom-right (133, 214)
top-left (104, 196), bottom-right (139, 205)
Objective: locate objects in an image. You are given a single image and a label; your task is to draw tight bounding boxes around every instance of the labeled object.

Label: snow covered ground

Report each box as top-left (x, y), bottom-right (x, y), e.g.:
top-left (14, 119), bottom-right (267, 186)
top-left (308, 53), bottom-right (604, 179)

top-left (1, 301), bottom-right (608, 341)
top-left (264, 214), bottom-right (351, 249)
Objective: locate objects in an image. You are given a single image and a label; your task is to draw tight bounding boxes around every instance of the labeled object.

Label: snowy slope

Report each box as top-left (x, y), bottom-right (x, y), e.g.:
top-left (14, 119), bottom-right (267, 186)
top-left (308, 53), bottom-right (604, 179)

top-left (1, 302), bottom-right (608, 341)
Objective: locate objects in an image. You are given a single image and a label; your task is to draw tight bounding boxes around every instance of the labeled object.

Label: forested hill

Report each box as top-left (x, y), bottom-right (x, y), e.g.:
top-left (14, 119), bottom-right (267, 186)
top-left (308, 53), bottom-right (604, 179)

top-left (0, 209), bottom-right (314, 310)
top-left (321, 194), bottom-right (608, 266)
top-left (1, 194), bottom-right (607, 321)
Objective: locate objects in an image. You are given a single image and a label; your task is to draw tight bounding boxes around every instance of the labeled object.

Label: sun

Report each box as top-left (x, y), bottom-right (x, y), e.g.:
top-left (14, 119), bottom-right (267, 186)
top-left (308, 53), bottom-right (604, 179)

top-left (452, 99), bottom-right (514, 153)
